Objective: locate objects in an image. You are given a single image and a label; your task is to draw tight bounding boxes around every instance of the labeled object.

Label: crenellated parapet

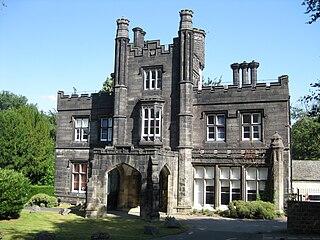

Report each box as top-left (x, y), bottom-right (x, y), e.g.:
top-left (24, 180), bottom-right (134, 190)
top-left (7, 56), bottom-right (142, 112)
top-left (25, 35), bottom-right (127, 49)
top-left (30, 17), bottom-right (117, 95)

top-left (57, 91), bottom-right (114, 111)
top-left (129, 40), bottom-right (174, 57)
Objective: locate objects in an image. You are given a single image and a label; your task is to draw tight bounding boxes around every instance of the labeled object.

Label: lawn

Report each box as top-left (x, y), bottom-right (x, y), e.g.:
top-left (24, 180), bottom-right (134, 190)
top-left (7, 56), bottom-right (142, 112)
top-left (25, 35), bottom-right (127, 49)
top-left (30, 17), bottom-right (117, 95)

top-left (0, 209), bottom-right (185, 240)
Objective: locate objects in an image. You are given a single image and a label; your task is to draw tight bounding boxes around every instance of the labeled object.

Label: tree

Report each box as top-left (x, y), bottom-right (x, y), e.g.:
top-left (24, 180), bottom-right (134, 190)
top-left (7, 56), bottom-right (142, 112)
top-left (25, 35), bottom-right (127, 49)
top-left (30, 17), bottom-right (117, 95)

top-left (0, 90), bottom-right (28, 111)
top-left (0, 169), bottom-right (31, 220)
top-left (292, 115), bottom-right (320, 160)
top-left (303, 0), bottom-right (320, 24)
top-left (301, 80), bottom-right (320, 119)
top-left (0, 105), bottom-right (55, 184)
top-left (100, 77), bottom-right (113, 95)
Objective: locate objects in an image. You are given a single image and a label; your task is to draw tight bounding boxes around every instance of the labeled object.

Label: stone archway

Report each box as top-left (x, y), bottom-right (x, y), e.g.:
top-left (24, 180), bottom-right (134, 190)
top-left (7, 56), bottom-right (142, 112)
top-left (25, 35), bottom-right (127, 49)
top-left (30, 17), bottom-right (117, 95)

top-left (107, 164), bottom-right (141, 211)
top-left (159, 166), bottom-right (170, 213)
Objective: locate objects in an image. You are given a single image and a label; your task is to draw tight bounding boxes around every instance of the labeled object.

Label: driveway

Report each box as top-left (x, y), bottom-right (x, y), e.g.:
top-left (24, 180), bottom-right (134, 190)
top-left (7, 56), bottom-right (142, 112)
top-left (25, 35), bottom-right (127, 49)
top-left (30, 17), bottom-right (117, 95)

top-left (155, 215), bottom-right (319, 240)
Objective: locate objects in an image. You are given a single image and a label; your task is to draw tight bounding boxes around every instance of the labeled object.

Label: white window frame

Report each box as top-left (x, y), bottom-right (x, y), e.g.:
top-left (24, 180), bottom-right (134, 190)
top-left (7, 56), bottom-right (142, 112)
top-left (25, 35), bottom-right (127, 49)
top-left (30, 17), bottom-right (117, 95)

top-left (207, 114), bottom-right (225, 141)
top-left (220, 167), bottom-right (241, 206)
top-left (72, 163), bottom-right (87, 193)
top-left (144, 69), bottom-right (162, 90)
top-left (74, 117), bottom-right (89, 142)
top-left (142, 106), bottom-right (162, 141)
top-left (246, 167), bottom-right (268, 201)
top-left (241, 113), bottom-right (261, 141)
top-left (194, 166), bottom-right (215, 208)
top-left (100, 118), bottom-right (112, 142)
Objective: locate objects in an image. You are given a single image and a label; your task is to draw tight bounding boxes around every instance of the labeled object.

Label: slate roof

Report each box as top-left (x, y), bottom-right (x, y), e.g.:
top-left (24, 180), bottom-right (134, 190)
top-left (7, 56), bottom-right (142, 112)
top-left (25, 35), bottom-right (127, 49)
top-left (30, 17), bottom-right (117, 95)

top-left (292, 160), bottom-right (320, 181)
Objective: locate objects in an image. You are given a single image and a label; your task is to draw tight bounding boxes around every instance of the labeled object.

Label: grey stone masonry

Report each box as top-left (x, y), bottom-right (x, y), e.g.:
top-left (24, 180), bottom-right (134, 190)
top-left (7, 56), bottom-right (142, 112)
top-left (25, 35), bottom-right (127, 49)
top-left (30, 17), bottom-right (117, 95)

top-left (54, 9), bottom-right (291, 219)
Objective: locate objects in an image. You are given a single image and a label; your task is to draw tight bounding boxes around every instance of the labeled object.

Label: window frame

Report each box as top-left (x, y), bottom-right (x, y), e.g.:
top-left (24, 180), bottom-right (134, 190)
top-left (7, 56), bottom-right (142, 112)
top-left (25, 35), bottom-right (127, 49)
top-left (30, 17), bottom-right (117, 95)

top-left (74, 117), bottom-right (89, 142)
top-left (241, 112), bottom-right (262, 141)
top-left (206, 113), bottom-right (226, 142)
top-left (100, 117), bottom-right (113, 142)
top-left (194, 166), bottom-right (215, 208)
top-left (220, 167), bottom-right (241, 205)
top-left (246, 167), bottom-right (268, 201)
top-left (143, 68), bottom-right (162, 90)
top-left (141, 106), bottom-right (162, 141)
top-left (71, 162), bottom-right (88, 193)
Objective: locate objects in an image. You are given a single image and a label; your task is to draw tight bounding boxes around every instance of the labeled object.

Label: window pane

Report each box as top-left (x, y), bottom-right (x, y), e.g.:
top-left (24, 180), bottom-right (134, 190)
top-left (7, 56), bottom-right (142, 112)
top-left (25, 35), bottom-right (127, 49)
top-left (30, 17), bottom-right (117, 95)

top-left (151, 70), bottom-right (156, 79)
top-left (205, 167), bottom-right (214, 179)
top-left (206, 180), bottom-right (214, 205)
top-left (108, 118), bottom-right (112, 127)
top-left (144, 109), bottom-right (149, 118)
top-left (221, 180), bottom-right (230, 205)
top-left (243, 126), bottom-right (250, 139)
top-left (252, 113), bottom-right (260, 124)
top-left (207, 116), bottom-right (214, 125)
top-left (194, 179), bottom-right (204, 206)
top-left (217, 127), bottom-right (225, 139)
top-left (217, 115), bottom-right (225, 125)
top-left (231, 167), bottom-right (240, 179)
top-left (82, 128), bottom-right (89, 140)
top-left (247, 181), bottom-right (256, 190)
top-left (242, 114), bottom-right (251, 124)
top-left (253, 126), bottom-right (260, 139)
top-left (246, 168), bottom-right (257, 180)
top-left (101, 129), bottom-right (107, 140)
top-left (75, 119), bottom-right (82, 128)
top-left (258, 168), bottom-right (268, 180)
top-left (81, 164), bottom-right (87, 173)
top-left (101, 119), bottom-right (108, 127)
top-left (194, 167), bottom-right (204, 178)
top-left (82, 118), bottom-right (89, 128)
top-left (107, 129), bottom-right (112, 141)
top-left (74, 164), bottom-right (79, 173)
top-left (150, 109), bottom-right (154, 118)
top-left (73, 175), bottom-right (79, 190)
top-left (220, 167), bottom-right (229, 179)
top-left (155, 108), bottom-right (160, 118)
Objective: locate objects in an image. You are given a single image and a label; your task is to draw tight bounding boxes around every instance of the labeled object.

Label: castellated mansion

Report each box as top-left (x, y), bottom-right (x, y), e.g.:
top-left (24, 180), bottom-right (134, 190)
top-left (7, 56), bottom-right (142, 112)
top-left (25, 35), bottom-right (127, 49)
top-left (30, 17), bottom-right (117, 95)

top-left (54, 9), bottom-right (291, 219)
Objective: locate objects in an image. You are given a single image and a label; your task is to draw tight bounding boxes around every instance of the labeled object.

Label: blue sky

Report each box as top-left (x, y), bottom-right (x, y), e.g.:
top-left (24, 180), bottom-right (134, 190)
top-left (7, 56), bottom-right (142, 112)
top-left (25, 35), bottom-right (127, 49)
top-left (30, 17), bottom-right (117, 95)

top-left (0, 0), bottom-right (319, 112)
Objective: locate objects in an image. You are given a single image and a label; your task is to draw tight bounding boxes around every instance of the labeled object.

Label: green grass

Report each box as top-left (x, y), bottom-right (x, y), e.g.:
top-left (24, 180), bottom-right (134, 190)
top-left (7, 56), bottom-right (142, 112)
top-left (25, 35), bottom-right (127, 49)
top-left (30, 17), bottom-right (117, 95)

top-left (0, 209), bottom-right (185, 240)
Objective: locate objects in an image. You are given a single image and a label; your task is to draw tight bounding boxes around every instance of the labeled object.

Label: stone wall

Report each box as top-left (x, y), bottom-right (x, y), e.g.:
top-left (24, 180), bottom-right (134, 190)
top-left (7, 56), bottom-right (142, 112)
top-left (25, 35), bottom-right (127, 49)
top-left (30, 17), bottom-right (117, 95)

top-left (287, 201), bottom-right (320, 234)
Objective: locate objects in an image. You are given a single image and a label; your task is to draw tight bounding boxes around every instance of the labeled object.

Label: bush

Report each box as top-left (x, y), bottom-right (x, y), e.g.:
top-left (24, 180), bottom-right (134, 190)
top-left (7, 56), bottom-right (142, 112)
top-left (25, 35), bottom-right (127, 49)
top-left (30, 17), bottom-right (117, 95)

top-left (226, 200), bottom-right (276, 220)
top-left (29, 185), bottom-right (54, 197)
top-left (0, 169), bottom-right (31, 219)
top-left (27, 193), bottom-right (58, 208)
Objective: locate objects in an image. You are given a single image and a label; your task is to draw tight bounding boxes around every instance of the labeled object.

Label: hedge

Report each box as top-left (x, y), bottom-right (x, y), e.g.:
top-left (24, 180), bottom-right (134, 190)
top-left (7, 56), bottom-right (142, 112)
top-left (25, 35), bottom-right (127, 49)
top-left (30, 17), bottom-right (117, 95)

top-left (29, 185), bottom-right (54, 198)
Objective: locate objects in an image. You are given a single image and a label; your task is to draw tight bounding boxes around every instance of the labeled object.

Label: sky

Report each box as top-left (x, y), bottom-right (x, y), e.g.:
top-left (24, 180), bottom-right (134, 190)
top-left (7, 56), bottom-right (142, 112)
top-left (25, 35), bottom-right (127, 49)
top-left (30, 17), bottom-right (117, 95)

top-left (0, 0), bottom-right (319, 113)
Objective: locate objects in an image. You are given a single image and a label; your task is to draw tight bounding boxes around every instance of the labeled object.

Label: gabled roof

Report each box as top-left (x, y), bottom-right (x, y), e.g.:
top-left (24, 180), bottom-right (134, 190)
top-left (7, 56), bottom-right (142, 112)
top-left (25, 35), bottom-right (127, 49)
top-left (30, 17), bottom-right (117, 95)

top-left (292, 160), bottom-right (320, 181)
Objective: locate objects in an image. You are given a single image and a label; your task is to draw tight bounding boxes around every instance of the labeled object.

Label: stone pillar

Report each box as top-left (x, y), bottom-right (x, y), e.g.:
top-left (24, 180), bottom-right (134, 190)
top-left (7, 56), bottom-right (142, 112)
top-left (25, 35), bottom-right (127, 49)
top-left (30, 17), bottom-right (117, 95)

top-left (140, 156), bottom-right (160, 220)
top-left (177, 9), bottom-right (194, 212)
top-left (133, 27), bottom-right (145, 48)
top-left (249, 60), bottom-right (259, 87)
top-left (86, 154), bottom-right (107, 218)
top-left (230, 63), bottom-right (240, 87)
top-left (270, 132), bottom-right (285, 212)
top-left (113, 17), bottom-right (129, 146)
top-left (240, 61), bottom-right (249, 85)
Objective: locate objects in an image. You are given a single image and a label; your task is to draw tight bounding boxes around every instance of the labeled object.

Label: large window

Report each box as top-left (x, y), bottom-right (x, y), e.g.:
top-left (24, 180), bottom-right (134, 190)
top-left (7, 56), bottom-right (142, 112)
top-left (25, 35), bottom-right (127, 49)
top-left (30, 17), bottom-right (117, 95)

top-left (144, 69), bottom-right (162, 90)
top-left (142, 107), bottom-right (162, 141)
top-left (241, 113), bottom-right (261, 141)
top-left (72, 163), bottom-right (87, 192)
top-left (74, 118), bottom-right (89, 142)
top-left (207, 114), bottom-right (225, 141)
top-left (220, 167), bottom-right (241, 205)
top-left (100, 118), bottom-right (112, 142)
top-left (194, 166), bottom-right (215, 208)
top-left (246, 167), bottom-right (268, 201)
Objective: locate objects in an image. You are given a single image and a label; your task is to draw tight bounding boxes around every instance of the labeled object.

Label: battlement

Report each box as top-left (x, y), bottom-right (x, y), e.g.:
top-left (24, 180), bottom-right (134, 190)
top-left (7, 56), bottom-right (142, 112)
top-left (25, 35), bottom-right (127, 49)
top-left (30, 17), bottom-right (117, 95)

top-left (129, 40), bottom-right (174, 57)
top-left (57, 91), bottom-right (113, 111)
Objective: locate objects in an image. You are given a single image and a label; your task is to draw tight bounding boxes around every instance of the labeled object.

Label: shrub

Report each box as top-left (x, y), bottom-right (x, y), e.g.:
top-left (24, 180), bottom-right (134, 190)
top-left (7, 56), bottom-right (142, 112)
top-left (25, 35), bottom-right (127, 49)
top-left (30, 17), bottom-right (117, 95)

top-left (29, 185), bottom-right (54, 197)
top-left (27, 193), bottom-right (58, 208)
top-left (0, 169), bottom-right (31, 219)
top-left (226, 200), bottom-right (276, 220)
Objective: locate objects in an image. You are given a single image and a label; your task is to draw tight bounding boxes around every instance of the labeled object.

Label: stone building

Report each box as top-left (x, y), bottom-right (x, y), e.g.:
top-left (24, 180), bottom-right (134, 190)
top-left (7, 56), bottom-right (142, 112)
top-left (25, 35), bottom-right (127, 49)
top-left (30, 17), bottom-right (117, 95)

top-left (54, 9), bottom-right (291, 219)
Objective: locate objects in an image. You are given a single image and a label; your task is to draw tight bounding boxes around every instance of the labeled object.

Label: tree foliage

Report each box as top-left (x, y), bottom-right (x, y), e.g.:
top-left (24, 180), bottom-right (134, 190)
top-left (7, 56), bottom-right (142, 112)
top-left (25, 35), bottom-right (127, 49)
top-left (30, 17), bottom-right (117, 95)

top-left (100, 77), bottom-right (113, 95)
top-left (0, 105), bottom-right (55, 184)
top-left (303, 0), bottom-right (320, 24)
top-left (0, 169), bottom-right (31, 220)
top-left (0, 90), bottom-right (28, 111)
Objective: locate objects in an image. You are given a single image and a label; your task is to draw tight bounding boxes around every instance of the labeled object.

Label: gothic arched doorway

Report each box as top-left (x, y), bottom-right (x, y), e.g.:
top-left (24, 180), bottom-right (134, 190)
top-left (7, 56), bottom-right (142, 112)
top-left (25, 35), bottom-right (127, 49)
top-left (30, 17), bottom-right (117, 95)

top-left (159, 166), bottom-right (170, 213)
top-left (107, 164), bottom-right (141, 211)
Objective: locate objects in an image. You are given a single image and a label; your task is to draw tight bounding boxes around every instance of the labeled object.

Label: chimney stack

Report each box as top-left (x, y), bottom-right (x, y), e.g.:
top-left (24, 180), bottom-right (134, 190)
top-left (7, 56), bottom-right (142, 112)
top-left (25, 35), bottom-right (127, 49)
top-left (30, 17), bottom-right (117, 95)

top-left (231, 63), bottom-right (240, 86)
top-left (133, 27), bottom-right (146, 48)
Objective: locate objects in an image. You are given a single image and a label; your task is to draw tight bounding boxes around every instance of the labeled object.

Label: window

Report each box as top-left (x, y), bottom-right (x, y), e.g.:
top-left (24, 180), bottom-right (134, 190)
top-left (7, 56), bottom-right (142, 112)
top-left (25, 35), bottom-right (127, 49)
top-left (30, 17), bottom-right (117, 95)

top-left (74, 118), bottom-right (89, 142)
top-left (72, 163), bottom-right (87, 192)
top-left (207, 114), bottom-right (225, 141)
top-left (100, 118), bottom-right (112, 142)
top-left (246, 167), bottom-right (268, 201)
top-left (194, 166), bottom-right (215, 208)
top-left (241, 113), bottom-right (261, 141)
top-left (144, 69), bottom-right (162, 90)
top-left (220, 167), bottom-right (241, 205)
top-left (142, 107), bottom-right (162, 141)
